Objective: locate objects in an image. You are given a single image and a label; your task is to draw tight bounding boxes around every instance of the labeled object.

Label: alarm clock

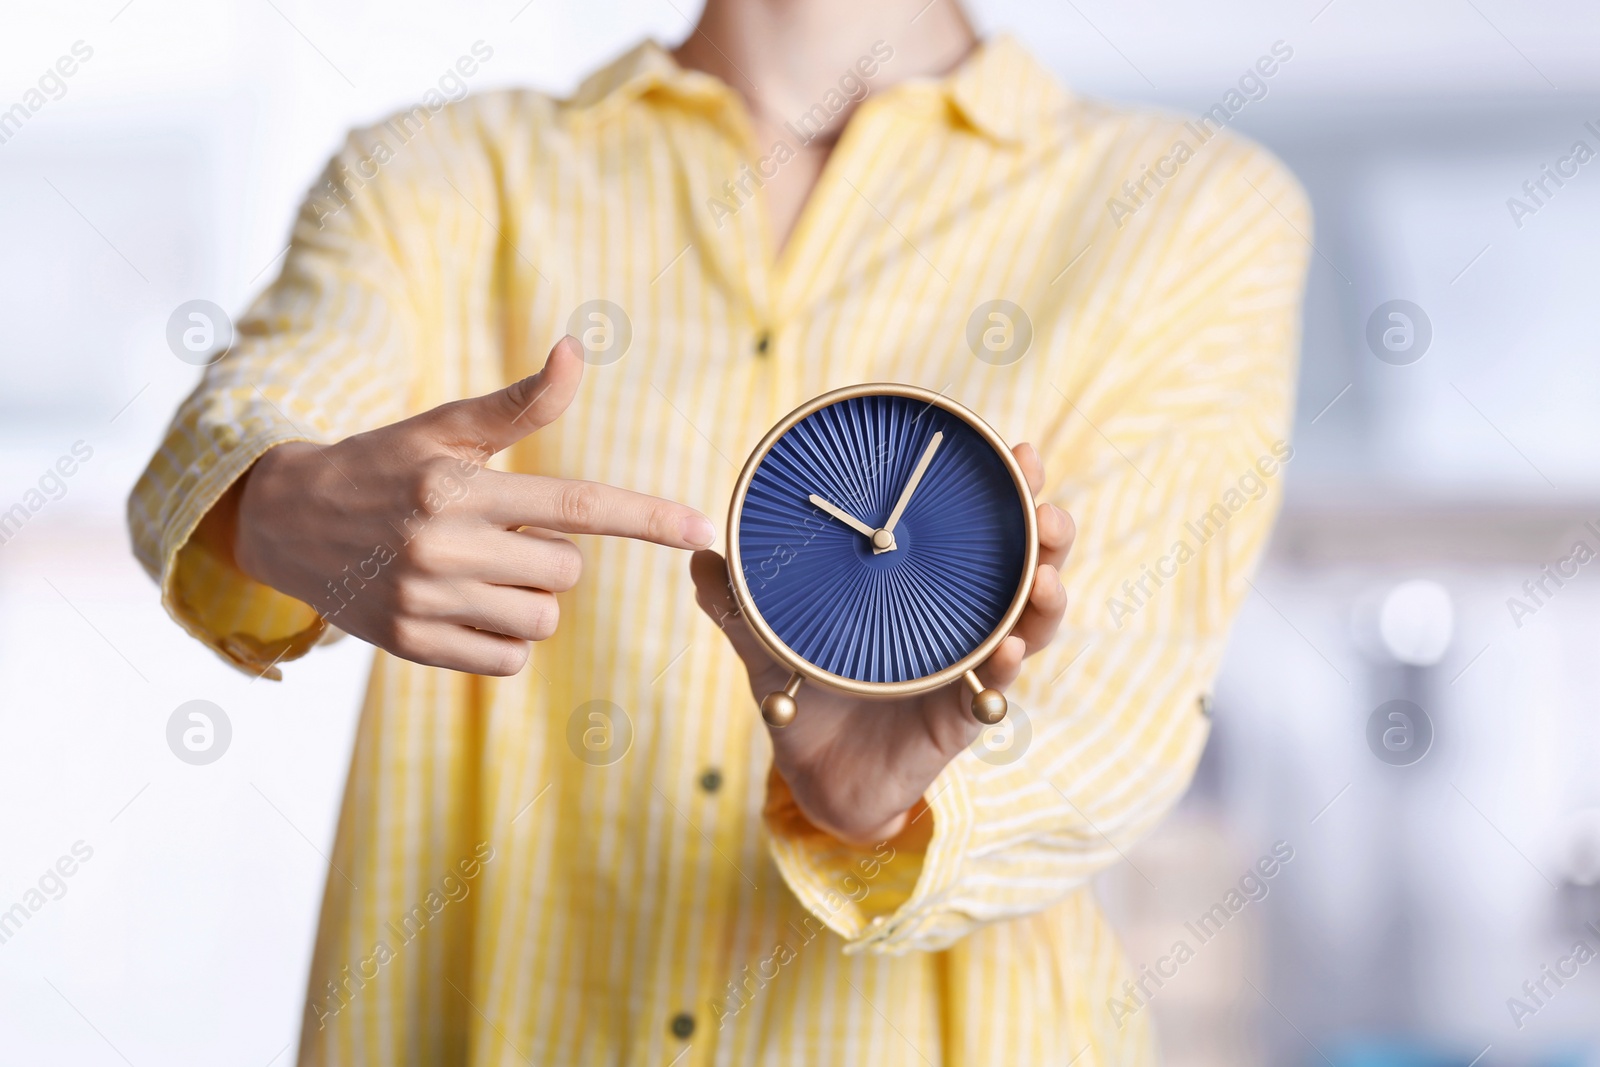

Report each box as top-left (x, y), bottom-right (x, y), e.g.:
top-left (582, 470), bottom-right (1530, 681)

top-left (726, 384), bottom-right (1038, 728)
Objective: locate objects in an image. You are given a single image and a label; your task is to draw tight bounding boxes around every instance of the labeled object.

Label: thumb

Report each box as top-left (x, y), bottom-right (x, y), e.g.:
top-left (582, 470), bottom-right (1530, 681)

top-left (422, 335), bottom-right (584, 455)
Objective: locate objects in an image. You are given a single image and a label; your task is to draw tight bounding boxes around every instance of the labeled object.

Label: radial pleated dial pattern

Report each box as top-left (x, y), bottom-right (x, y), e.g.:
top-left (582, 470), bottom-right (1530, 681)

top-left (737, 392), bottom-right (1028, 685)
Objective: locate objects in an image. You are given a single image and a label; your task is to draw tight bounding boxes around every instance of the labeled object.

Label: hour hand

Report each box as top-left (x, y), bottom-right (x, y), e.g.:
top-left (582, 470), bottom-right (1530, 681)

top-left (807, 494), bottom-right (885, 544)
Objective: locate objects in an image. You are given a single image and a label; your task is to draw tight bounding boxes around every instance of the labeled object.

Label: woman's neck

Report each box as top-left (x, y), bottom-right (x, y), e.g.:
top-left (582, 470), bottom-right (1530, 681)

top-left (671, 0), bottom-right (978, 257)
top-left (673, 0), bottom-right (978, 137)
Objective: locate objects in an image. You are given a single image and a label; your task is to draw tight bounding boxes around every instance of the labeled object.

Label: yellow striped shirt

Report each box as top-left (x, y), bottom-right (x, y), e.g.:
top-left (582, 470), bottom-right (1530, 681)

top-left (129, 35), bottom-right (1309, 1067)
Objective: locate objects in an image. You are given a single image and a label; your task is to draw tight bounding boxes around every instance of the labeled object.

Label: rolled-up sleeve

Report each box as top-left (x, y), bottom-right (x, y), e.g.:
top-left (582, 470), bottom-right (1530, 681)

top-left (764, 136), bottom-right (1313, 953)
top-left (126, 114), bottom-right (483, 677)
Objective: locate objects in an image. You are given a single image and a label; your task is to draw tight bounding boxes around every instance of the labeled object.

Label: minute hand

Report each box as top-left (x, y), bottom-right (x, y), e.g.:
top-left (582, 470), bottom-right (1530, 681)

top-left (876, 431), bottom-right (943, 552)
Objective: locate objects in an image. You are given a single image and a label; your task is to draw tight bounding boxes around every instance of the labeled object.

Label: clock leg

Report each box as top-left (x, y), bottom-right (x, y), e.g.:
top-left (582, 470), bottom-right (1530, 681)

top-left (963, 670), bottom-right (1007, 725)
top-left (761, 672), bottom-right (804, 728)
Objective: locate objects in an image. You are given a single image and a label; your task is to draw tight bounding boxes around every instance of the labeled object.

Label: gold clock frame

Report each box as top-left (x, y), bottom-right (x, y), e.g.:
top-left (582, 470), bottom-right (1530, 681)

top-left (725, 383), bottom-right (1039, 727)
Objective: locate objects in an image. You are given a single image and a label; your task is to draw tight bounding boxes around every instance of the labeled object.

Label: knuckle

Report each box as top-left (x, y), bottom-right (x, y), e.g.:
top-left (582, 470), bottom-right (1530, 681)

top-left (544, 542), bottom-right (583, 591)
top-left (411, 456), bottom-right (471, 512)
top-left (404, 536), bottom-right (447, 576)
top-left (494, 641), bottom-right (531, 676)
top-left (387, 617), bottom-right (424, 657)
top-left (391, 578), bottom-right (432, 618)
top-left (430, 398), bottom-right (470, 430)
top-left (529, 595), bottom-right (560, 641)
top-left (644, 503), bottom-right (674, 543)
top-left (502, 376), bottom-right (534, 418)
top-left (437, 398), bottom-right (488, 439)
top-left (415, 456), bottom-right (455, 497)
top-left (556, 482), bottom-right (602, 529)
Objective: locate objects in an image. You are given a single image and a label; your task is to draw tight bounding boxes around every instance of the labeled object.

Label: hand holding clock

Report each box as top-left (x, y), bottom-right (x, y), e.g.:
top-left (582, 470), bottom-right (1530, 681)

top-left (691, 443), bottom-right (1075, 846)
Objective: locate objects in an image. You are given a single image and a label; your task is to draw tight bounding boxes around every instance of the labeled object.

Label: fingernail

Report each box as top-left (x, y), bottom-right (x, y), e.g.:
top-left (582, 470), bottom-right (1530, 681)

top-left (684, 515), bottom-right (716, 548)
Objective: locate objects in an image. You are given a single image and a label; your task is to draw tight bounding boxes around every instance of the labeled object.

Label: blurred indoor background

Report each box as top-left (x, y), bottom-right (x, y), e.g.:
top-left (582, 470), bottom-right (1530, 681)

top-left (2, 1), bottom-right (1598, 1064)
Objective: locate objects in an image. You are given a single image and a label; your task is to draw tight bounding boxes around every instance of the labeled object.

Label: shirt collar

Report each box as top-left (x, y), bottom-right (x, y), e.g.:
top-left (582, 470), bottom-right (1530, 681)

top-left (565, 35), bottom-right (1070, 145)
top-left (565, 39), bottom-right (730, 121)
top-left (939, 35), bottom-right (1071, 144)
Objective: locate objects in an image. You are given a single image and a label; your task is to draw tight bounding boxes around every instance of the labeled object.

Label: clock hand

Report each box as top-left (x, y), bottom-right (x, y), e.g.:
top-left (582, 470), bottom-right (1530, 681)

top-left (873, 431), bottom-right (943, 554)
top-left (807, 494), bottom-right (880, 541)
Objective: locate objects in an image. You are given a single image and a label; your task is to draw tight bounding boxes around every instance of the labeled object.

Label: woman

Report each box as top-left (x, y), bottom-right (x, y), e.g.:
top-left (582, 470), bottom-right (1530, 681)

top-left (130, 0), bottom-right (1309, 1062)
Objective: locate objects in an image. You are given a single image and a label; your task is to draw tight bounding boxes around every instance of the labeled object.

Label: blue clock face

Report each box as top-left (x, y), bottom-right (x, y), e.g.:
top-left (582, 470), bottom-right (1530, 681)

top-left (737, 392), bottom-right (1029, 685)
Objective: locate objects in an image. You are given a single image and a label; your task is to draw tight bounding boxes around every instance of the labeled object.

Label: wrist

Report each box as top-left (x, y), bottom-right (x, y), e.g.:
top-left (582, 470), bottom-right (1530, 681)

top-left (849, 807), bottom-right (910, 846)
top-left (232, 440), bottom-right (319, 586)
top-left (797, 783), bottom-right (913, 847)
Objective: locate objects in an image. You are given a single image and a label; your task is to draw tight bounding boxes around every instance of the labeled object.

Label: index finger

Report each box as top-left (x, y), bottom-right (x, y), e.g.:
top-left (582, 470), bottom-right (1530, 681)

top-left (481, 471), bottom-right (716, 550)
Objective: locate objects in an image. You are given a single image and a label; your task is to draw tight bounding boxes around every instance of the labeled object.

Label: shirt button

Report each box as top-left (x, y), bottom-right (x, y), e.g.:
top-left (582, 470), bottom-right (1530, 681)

top-left (670, 1012), bottom-right (696, 1039)
top-left (699, 768), bottom-right (723, 794)
top-left (1198, 694), bottom-right (1213, 718)
top-left (754, 330), bottom-right (771, 356)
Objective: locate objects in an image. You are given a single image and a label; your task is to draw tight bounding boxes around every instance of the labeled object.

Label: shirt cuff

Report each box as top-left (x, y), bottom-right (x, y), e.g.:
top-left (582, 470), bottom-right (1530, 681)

top-left (157, 432), bottom-right (327, 679)
top-left (763, 758), bottom-right (978, 955)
